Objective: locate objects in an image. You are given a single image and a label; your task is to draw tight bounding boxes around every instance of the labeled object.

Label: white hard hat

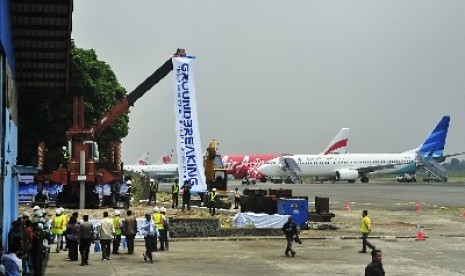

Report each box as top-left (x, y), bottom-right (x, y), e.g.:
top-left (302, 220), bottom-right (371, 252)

top-left (212, 188), bottom-right (217, 191)
top-left (55, 209), bottom-right (62, 215)
top-left (59, 207), bottom-right (64, 212)
top-left (153, 206), bottom-right (159, 212)
top-left (62, 146), bottom-right (67, 150)
top-left (114, 210), bottom-right (121, 216)
top-left (160, 207), bottom-right (166, 213)
top-left (33, 205), bottom-right (40, 210)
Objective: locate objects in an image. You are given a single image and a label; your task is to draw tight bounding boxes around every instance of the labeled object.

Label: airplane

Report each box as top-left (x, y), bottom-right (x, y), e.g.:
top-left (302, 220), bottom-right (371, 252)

top-left (258, 116), bottom-right (461, 183)
top-left (222, 128), bottom-right (350, 182)
top-left (124, 149), bottom-right (178, 181)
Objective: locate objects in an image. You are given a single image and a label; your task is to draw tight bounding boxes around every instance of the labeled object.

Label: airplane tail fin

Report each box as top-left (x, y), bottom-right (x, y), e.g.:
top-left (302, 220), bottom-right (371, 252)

top-left (320, 128), bottom-right (349, 155)
top-left (154, 148), bottom-right (174, 164)
top-left (413, 116), bottom-right (450, 158)
top-left (137, 151), bottom-right (150, 165)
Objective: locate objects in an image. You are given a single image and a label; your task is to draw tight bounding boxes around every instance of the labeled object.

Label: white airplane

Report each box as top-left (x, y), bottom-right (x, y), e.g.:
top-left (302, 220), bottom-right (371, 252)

top-left (258, 116), bottom-right (460, 183)
top-left (124, 149), bottom-right (178, 181)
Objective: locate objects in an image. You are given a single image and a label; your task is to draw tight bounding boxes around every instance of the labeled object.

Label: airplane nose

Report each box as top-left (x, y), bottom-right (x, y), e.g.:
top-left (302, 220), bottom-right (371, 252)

top-left (257, 164), bottom-right (271, 176)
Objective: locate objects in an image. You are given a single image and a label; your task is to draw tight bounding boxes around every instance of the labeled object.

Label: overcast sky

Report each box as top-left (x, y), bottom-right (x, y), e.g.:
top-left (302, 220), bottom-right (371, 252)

top-left (71, 0), bottom-right (465, 164)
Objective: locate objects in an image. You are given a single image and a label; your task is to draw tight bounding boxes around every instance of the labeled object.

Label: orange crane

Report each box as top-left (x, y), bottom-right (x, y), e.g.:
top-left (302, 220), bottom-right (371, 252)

top-left (37, 49), bottom-right (186, 208)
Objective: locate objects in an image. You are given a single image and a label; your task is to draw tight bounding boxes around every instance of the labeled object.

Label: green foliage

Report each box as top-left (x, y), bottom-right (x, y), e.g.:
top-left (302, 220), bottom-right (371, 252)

top-left (18, 41), bottom-right (129, 167)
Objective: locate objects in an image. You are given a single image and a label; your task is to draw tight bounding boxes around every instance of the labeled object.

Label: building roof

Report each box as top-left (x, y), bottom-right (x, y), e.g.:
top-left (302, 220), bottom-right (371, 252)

top-left (10, 0), bottom-right (73, 100)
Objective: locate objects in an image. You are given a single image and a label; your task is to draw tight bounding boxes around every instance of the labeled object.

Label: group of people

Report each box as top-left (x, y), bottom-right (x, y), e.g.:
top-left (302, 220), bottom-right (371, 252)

top-left (1, 205), bottom-right (55, 276)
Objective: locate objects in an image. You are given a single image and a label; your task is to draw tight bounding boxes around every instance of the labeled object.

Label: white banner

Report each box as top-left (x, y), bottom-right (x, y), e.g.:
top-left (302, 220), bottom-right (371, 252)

top-left (173, 56), bottom-right (206, 193)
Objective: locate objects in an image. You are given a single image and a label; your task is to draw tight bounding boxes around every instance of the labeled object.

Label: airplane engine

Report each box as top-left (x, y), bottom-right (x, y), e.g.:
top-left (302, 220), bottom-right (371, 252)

top-left (335, 169), bottom-right (359, 181)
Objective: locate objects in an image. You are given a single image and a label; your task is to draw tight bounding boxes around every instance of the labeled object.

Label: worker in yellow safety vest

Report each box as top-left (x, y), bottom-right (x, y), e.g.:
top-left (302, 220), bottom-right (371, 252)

top-left (152, 206), bottom-right (166, 251)
top-left (112, 210), bottom-right (123, 254)
top-left (51, 208), bottom-right (65, 253)
top-left (60, 207), bottom-right (68, 251)
top-left (209, 188), bottom-right (218, 216)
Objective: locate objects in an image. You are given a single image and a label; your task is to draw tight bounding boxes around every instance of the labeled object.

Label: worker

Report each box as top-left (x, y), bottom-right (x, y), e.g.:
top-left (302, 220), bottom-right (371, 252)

top-left (209, 188), bottom-right (218, 216)
top-left (141, 211), bottom-right (158, 263)
top-left (60, 207), bottom-right (68, 251)
top-left (122, 210), bottom-right (137, 254)
top-left (112, 210), bottom-right (123, 254)
top-left (181, 180), bottom-right (192, 211)
top-left (359, 210), bottom-right (376, 253)
top-left (51, 208), bottom-right (65, 253)
top-left (172, 179), bottom-right (179, 209)
top-left (282, 217), bottom-right (298, 257)
top-left (152, 206), bottom-right (166, 251)
top-left (148, 178), bottom-right (158, 206)
top-left (61, 146), bottom-right (70, 169)
top-left (234, 187), bottom-right (241, 209)
top-left (99, 211), bottom-right (114, 260)
top-left (125, 180), bottom-right (133, 208)
top-left (160, 207), bottom-right (170, 251)
top-left (79, 214), bottom-right (93, 266)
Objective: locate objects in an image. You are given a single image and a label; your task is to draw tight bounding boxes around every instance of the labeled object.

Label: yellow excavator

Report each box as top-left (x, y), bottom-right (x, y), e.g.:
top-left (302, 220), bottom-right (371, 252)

top-left (203, 140), bottom-right (231, 209)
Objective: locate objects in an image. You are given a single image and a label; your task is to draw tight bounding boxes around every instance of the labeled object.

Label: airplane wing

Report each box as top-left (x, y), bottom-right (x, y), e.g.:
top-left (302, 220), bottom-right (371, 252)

top-left (354, 163), bottom-right (398, 174)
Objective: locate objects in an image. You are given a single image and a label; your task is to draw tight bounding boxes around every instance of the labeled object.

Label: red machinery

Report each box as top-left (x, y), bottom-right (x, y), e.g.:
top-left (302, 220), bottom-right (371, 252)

top-left (37, 49), bottom-right (186, 208)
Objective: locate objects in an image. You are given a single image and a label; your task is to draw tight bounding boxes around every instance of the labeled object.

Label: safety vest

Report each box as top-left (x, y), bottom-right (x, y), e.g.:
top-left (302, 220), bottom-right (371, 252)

top-left (210, 192), bottom-right (217, 203)
top-left (153, 213), bottom-right (164, 230)
top-left (172, 184), bottom-right (179, 194)
top-left (113, 216), bottom-right (122, 235)
top-left (360, 216), bottom-right (371, 233)
top-left (52, 215), bottom-right (65, 235)
top-left (62, 214), bottom-right (68, 231)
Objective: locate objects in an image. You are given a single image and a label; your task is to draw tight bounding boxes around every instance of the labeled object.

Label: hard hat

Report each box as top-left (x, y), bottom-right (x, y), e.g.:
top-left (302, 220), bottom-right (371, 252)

top-left (22, 211), bottom-right (30, 217)
top-left (59, 207), bottom-right (64, 212)
top-left (33, 205), bottom-right (40, 210)
top-left (153, 206), bottom-right (159, 212)
top-left (62, 146), bottom-right (66, 150)
top-left (145, 211), bottom-right (151, 216)
top-left (114, 210), bottom-right (121, 216)
top-left (160, 207), bottom-right (166, 213)
top-left (55, 209), bottom-right (62, 215)
top-left (212, 188), bottom-right (217, 191)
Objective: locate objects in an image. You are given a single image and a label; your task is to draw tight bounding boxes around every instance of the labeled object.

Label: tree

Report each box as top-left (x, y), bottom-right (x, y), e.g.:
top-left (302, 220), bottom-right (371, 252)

top-left (18, 41), bottom-right (129, 168)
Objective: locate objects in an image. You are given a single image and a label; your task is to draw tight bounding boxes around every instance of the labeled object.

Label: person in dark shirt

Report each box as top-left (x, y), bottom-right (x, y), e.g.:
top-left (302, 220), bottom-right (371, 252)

top-left (281, 217), bottom-right (298, 257)
top-left (365, 249), bottom-right (385, 276)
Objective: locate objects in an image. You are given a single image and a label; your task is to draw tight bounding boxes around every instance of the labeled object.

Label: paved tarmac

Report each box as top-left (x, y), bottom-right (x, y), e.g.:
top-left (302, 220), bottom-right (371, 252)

top-left (43, 181), bottom-right (465, 275)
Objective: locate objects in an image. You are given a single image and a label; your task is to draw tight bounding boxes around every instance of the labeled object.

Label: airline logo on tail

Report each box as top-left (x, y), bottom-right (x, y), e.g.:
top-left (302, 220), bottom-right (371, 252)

top-left (137, 151), bottom-right (150, 165)
top-left (161, 148), bottom-right (174, 164)
top-left (416, 116), bottom-right (450, 158)
top-left (320, 128), bottom-right (349, 155)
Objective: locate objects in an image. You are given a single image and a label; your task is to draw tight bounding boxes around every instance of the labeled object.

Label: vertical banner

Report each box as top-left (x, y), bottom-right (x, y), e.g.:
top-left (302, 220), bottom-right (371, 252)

top-left (173, 56), bottom-right (206, 193)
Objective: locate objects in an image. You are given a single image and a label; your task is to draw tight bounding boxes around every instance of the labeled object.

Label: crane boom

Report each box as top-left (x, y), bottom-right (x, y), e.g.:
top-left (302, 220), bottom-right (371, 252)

top-left (89, 48), bottom-right (186, 137)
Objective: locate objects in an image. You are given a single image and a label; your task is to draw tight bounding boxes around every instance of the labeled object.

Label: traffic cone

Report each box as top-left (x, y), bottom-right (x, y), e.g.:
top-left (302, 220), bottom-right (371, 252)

top-left (415, 201), bottom-right (422, 212)
top-left (415, 225), bottom-right (425, 241)
top-left (344, 200), bottom-right (351, 211)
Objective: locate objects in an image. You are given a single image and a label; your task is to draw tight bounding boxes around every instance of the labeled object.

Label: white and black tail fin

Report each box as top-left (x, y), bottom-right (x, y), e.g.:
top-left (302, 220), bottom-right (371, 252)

top-left (320, 128), bottom-right (349, 155)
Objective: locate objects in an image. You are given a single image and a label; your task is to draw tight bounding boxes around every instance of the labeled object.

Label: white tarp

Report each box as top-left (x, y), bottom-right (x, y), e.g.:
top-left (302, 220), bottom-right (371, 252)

top-left (233, 213), bottom-right (290, 229)
top-left (172, 56), bottom-right (206, 193)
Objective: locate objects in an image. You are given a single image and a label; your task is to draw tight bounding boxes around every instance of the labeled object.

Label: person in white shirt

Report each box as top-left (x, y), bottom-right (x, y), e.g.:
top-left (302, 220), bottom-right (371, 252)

top-left (1, 237), bottom-right (23, 276)
top-left (140, 211), bottom-right (158, 263)
top-left (99, 211), bottom-right (115, 261)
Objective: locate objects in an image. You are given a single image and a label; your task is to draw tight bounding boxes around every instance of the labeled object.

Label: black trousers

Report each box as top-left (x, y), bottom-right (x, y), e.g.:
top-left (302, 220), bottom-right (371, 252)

top-left (79, 238), bottom-right (91, 264)
top-left (361, 233), bottom-right (375, 252)
top-left (100, 239), bottom-right (111, 260)
top-left (113, 235), bottom-right (121, 253)
top-left (182, 195), bottom-right (191, 211)
top-left (126, 234), bottom-right (136, 253)
top-left (144, 235), bottom-right (156, 260)
top-left (172, 193), bottom-right (179, 208)
top-left (68, 239), bottom-right (79, 261)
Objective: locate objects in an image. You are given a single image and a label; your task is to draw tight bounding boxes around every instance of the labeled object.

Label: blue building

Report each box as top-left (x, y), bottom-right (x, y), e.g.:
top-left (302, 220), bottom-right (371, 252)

top-left (0, 0), bottom-right (72, 250)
